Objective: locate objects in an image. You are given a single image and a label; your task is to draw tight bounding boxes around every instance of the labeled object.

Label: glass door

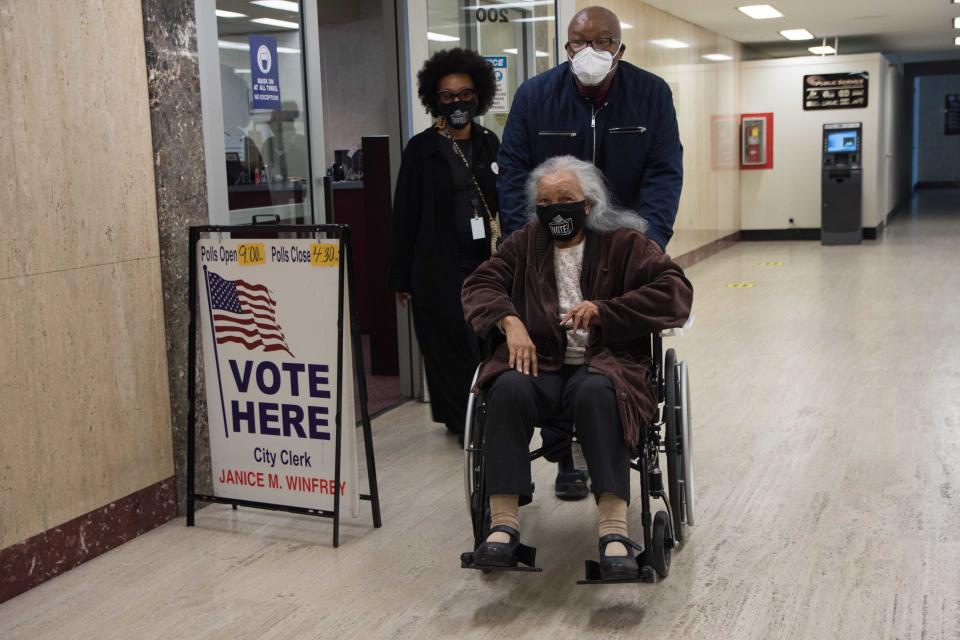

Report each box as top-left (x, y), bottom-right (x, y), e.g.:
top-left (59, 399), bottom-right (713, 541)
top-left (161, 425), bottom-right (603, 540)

top-left (424, 0), bottom-right (558, 139)
top-left (196, 0), bottom-right (326, 225)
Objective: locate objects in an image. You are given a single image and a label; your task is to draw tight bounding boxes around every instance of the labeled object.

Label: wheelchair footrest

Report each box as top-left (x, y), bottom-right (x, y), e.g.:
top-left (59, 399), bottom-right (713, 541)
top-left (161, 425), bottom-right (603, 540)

top-left (460, 543), bottom-right (542, 572)
top-left (577, 560), bottom-right (657, 585)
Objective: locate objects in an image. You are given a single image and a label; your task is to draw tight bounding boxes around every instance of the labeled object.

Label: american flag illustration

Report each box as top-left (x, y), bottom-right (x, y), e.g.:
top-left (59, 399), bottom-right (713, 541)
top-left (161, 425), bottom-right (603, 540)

top-left (207, 272), bottom-right (293, 357)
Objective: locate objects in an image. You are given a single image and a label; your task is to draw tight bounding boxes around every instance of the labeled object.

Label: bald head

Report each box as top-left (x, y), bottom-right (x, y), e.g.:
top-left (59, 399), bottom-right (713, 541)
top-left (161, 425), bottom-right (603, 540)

top-left (568, 6), bottom-right (622, 43)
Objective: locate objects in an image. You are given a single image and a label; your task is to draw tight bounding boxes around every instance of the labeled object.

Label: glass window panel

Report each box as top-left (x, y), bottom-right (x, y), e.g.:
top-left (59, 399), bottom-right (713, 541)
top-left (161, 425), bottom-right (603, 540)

top-left (215, 0), bottom-right (313, 223)
top-left (426, 0), bottom-right (557, 139)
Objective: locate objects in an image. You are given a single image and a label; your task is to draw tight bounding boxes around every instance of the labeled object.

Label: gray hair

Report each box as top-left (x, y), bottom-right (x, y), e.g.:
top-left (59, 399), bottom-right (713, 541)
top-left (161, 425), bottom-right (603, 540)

top-left (525, 155), bottom-right (647, 234)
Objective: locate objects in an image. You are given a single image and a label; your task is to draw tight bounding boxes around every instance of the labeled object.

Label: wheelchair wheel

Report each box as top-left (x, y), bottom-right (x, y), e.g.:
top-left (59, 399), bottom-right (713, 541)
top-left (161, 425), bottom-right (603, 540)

top-left (679, 361), bottom-right (696, 526)
top-left (652, 510), bottom-right (672, 578)
top-left (463, 367), bottom-right (490, 548)
top-left (664, 349), bottom-right (686, 543)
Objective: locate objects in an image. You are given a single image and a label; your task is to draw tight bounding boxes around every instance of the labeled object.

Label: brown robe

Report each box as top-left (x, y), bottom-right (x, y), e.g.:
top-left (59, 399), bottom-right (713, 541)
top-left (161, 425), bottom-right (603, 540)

top-left (461, 220), bottom-right (694, 448)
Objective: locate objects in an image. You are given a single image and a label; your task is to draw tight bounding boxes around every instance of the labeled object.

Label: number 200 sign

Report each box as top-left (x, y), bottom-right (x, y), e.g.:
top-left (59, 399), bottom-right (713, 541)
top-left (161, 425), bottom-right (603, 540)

top-left (476, 7), bottom-right (509, 22)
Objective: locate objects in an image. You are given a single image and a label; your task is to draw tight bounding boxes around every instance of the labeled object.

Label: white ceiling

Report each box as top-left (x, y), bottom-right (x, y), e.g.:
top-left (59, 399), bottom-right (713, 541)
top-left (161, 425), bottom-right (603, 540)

top-left (641, 0), bottom-right (960, 59)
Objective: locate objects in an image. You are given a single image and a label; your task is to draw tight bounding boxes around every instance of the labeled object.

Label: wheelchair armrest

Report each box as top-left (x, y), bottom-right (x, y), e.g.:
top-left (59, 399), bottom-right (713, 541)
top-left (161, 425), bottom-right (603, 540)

top-left (660, 314), bottom-right (695, 338)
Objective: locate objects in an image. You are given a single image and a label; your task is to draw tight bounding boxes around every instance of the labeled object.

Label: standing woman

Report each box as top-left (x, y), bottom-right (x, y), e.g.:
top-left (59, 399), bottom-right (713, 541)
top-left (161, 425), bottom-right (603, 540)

top-left (389, 49), bottom-right (500, 439)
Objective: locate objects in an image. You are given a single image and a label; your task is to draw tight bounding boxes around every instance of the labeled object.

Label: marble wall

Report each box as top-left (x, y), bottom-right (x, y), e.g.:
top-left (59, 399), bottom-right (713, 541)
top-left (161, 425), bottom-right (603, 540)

top-left (141, 0), bottom-right (214, 509)
top-left (0, 0), bottom-right (174, 551)
top-left (574, 1), bottom-right (743, 259)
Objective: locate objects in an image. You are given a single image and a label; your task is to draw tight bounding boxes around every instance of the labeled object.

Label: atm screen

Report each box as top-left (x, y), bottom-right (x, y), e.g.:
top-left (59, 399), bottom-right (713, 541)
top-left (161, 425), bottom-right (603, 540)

top-left (826, 130), bottom-right (859, 153)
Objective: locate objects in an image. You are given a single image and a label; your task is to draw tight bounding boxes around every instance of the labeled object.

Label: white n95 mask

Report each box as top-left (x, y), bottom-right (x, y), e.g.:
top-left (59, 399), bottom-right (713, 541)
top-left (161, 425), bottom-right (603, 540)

top-left (570, 47), bottom-right (615, 86)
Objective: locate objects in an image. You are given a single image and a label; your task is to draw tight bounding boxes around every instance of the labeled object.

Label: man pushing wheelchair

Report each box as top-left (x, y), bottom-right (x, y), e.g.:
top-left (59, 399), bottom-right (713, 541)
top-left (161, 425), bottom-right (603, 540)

top-left (460, 155), bottom-right (693, 581)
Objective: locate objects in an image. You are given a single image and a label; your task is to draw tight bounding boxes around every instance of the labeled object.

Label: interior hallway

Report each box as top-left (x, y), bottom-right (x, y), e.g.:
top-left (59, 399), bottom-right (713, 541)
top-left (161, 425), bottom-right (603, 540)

top-left (2, 189), bottom-right (958, 640)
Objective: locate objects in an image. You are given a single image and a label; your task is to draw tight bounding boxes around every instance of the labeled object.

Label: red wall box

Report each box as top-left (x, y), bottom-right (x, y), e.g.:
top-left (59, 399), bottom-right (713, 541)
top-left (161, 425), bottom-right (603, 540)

top-left (740, 112), bottom-right (774, 170)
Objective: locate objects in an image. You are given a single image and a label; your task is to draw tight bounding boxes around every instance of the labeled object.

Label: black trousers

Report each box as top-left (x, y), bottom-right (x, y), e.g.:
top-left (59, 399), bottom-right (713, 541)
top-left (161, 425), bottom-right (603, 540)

top-left (483, 365), bottom-right (632, 503)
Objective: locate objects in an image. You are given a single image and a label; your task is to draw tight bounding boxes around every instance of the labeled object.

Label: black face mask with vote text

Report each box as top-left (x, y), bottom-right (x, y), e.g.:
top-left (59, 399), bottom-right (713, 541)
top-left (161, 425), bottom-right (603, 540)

top-left (439, 99), bottom-right (478, 129)
top-left (536, 201), bottom-right (587, 240)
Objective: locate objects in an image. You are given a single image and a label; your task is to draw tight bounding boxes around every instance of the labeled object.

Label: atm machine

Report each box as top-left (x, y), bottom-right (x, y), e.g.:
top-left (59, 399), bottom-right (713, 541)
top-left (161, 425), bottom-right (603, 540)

top-left (821, 123), bottom-right (862, 245)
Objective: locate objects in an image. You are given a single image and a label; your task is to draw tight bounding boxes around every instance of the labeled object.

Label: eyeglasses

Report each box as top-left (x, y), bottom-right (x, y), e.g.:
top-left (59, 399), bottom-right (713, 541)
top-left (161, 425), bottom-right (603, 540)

top-left (566, 38), bottom-right (619, 53)
top-left (437, 88), bottom-right (476, 104)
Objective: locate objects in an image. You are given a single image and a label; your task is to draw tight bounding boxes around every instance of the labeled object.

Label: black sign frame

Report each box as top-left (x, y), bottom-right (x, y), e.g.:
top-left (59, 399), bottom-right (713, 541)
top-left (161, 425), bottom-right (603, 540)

top-left (803, 72), bottom-right (869, 111)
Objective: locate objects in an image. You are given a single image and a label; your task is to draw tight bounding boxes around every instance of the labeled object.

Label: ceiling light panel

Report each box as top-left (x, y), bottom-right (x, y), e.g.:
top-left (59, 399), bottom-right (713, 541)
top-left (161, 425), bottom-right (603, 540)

top-left (780, 29), bottom-right (814, 41)
top-left (809, 45), bottom-right (836, 55)
top-left (250, 17), bottom-right (300, 29)
top-left (250, 0), bottom-right (300, 12)
top-left (427, 31), bottom-right (460, 42)
top-left (218, 40), bottom-right (249, 50)
top-left (216, 10), bottom-right (247, 18)
top-left (703, 53), bottom-right (734, 61)
top-left (954, 17), bottom-right (960, 28)
top-left (620, 22), bottom-right (634, 29)
top-left (737, 5), bottom-right (784, 20)
top-left (650, 39), bottom-right (690, 49)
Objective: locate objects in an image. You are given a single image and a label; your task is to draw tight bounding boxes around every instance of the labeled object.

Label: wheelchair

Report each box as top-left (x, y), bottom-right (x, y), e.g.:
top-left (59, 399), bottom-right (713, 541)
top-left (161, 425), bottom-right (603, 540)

top-left (461, 331), bottom-right (695, 584)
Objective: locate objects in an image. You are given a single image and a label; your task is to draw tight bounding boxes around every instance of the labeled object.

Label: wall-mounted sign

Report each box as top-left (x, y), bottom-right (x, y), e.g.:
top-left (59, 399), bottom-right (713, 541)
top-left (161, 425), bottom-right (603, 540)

top-left (485, 55), bottom-right (509, 114)
top-left (946, 94), bottom-right (960, 136)
top-left (803, 72), bottom-right (868, 111)
top-left (249, 34), bottom-right (280, 110)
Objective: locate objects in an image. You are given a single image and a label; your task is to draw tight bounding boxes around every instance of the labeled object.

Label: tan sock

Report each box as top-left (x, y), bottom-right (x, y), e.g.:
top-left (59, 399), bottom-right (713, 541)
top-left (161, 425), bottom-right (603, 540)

top-left (487, 494), bottom-right (519, 543)
top-left (598, 493), bottom-right (629, 557)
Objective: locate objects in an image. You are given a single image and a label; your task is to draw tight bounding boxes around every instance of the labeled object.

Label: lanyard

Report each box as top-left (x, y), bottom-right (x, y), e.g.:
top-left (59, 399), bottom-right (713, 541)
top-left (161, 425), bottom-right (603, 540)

top-left (438, 125), bottom-right (502, 253)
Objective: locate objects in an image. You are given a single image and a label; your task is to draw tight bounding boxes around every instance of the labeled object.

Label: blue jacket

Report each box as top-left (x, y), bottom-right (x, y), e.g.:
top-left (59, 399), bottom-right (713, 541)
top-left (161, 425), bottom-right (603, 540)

top-left (496, 61), bottom-right (683, 249)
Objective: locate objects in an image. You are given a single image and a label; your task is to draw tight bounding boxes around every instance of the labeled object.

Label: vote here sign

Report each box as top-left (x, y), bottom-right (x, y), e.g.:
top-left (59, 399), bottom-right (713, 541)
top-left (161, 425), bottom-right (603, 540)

top-left (197, 239), bottom-right (359, 516)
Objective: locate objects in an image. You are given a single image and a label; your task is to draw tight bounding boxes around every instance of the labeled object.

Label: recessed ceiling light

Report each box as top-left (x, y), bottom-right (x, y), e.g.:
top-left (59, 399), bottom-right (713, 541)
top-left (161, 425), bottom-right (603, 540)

top-left (620, 22), bottom-right (634, 29)
top-left (250, 0), bottom-right (300, 12)
top-left (216, 10), bottom-right (247, 18)
top-left (250, 17), bottom-right (299, 29)
top-left (780, 29), bottom-right (814, 41)
top-left (463, 1), bottom-right (553, 8)
top-left (737, 5), bottom-right (784, 20)
top-left (503, 48), bottom-right (519, 54)
top-left (218, 40), bottom-right (249, 50)
top-left (427, 31), bottom-right (460, 42)
top-left (650, 39), bottom-right (690, 49)
top-left (956, 36), bottom-right (960, 45)
top-left (703, 53), bottom-right (734, 61)
top-left (514, 16), bottom-right (555, 23)
top-left (954, 17), bottom-right (960, 28)
top-left (234, 69), bottom-right (252, 74)
top-left (809, 45), bottom-right (836, 55)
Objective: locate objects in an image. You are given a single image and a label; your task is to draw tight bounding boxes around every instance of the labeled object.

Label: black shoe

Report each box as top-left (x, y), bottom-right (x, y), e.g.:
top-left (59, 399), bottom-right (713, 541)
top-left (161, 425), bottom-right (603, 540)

top-left (474, 525), bottom-right (522, 568)
top-left (598, 534), bottom-right (641, 581)
top-left (554, 468), bottom-right (589, 500)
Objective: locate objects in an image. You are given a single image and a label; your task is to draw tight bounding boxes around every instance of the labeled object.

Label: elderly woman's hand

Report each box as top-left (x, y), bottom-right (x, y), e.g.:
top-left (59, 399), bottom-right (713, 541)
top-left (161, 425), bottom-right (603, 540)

top-left (501, 315), bottom-right (538, 377)
top-left (560, 301), bottom-right (600, 334)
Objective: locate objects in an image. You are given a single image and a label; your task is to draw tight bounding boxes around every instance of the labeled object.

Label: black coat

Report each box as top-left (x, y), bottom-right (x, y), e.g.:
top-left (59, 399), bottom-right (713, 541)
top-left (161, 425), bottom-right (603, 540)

top-left (388, 123), bottom-right (501, 432)
top-left (389, 123), bottom-right (501, 308)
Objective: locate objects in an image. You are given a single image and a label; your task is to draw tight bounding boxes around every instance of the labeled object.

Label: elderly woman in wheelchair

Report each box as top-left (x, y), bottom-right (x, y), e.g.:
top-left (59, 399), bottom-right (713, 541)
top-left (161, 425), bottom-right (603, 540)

top-left (460, 155), bottom-right (693, 581)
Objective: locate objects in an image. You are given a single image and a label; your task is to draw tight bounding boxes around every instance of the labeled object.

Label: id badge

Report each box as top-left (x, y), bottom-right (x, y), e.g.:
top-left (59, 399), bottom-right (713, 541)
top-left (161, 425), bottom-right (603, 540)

top-left (471, 216), bottom-right (486, 240)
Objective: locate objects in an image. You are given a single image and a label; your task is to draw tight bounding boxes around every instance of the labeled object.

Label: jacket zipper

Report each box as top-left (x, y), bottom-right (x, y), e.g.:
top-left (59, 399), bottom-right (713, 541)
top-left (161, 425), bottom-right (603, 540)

top-left (591, 102), bottom-right (607, 164)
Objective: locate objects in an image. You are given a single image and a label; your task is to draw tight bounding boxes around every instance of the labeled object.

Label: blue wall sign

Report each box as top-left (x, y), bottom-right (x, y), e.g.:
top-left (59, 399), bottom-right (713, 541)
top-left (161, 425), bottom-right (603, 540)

top-left (249, 35), bottom-right (281, 110)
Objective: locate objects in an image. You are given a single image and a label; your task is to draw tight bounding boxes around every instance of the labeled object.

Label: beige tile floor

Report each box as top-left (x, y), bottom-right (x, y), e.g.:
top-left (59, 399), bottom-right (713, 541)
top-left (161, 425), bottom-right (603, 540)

top-left (3, 191), bottom-right (959, 639)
